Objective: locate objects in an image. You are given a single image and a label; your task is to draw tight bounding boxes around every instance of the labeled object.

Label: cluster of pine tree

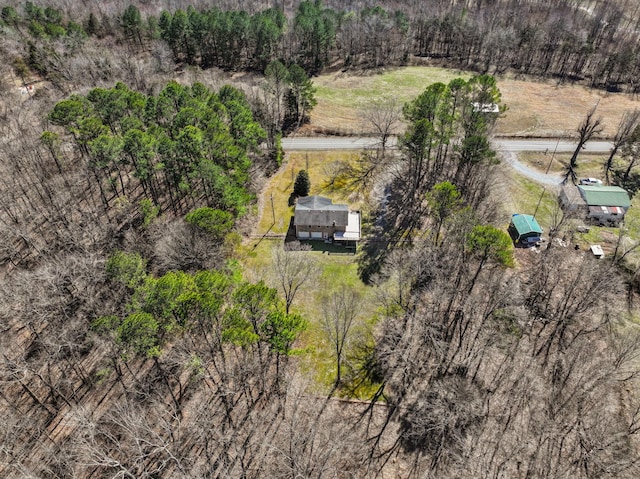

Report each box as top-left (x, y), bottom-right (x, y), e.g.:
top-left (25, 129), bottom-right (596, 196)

top-left (157, 7), bottom-right (286, 71)
top-left (46, 81), bottom-right (265, 220)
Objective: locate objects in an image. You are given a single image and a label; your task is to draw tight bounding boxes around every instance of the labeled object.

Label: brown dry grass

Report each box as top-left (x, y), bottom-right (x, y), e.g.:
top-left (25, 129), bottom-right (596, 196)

top-left (517, 151), bottom-right (608, 177)
top-left (307, 67), bottom-right (640, 138)
top-left (496, 77), bottom-right (640, 137)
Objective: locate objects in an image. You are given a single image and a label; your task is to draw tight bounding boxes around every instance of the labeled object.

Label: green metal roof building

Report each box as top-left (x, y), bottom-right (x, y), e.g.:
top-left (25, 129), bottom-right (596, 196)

top-left (578, 185), bottom-right (631, 208)
top-left (508, 214), bottom-right (543, 246)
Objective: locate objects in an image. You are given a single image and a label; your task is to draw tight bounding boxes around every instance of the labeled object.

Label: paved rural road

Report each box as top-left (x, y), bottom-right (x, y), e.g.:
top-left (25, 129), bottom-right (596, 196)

top-left (282, 136), bottom-right (614, 153)
top-left (282, 136), bottom-right (614, 186)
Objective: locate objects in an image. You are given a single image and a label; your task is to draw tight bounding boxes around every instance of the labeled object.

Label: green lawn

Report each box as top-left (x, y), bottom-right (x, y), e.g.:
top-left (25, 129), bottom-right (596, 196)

top-left (256, 150), bottom-right (366, 236)
top-left (314, 66), bottom-right (472, 109)
top-left (242, 238), bottom-right (380, 398)
top-left (297, 252), bottom-right (378, 396)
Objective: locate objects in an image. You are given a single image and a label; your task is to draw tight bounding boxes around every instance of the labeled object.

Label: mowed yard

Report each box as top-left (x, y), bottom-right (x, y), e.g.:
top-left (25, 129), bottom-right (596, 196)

top-left (239, 151), bottom-right (379, 396)
top-left (253, 151), bottom-right (365, 236)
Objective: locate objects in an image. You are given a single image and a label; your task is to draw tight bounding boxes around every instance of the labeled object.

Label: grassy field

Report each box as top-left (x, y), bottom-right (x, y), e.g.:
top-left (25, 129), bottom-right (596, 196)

top-left (309, 66), bottom-right (470, 134)
top-left (307, 66), bottom-right (640, 138)
top-left (313, 66), bottom-right (471, 103)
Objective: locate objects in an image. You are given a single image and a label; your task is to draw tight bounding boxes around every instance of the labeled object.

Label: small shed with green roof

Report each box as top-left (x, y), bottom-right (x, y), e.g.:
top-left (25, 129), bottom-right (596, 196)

top-left (508, 214), bottom-right (543, 247)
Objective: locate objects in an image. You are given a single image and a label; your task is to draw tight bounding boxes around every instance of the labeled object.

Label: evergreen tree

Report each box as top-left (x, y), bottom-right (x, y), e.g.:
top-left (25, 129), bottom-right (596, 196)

top-left (293, 169), bottom-right (311, 198)
top-left (49, 81), bottom-right (264, 218)
top-left (121, 5), bottom-right (143, 47)
top-left (250, 8), bottom-right (286, 70)
top-left (285, 64), bottom-right (317, 128)
top-left (294, 0), bottom-right (337, 72)
top-left (1, 6), bottom-right (18, 26)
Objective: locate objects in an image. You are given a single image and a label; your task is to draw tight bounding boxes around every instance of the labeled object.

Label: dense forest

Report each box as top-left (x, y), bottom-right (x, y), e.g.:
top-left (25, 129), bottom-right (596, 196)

top-left (3, 0), bottom-right (640, 92)
top-left (1, 0), bottom-right (640, 478)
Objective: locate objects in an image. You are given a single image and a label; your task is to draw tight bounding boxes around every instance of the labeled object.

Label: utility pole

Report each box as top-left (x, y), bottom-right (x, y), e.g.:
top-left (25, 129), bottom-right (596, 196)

top-left (270, 193), bottom-right (275, 225)
top-left (533, 139), bottom-right (559, 219)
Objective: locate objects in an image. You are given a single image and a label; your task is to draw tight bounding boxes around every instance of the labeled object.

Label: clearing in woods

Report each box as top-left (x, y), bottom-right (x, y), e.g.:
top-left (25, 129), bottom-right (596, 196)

top-left (305, 66), bottom-right (640, 138)
top-left (239, 151), bottom-right (376, 395)
top-left (242, 67), bottom-right (640, 393)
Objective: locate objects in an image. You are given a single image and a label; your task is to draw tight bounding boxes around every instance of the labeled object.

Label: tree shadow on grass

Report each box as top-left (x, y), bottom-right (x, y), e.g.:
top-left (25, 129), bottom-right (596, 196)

top-left (252, 223), bottom-right (275, 250)
top-left (300, 241), bottom-right (356, 254)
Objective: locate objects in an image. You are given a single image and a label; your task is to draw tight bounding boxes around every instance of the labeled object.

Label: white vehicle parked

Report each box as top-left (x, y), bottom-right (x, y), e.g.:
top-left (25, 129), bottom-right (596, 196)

top-left (579, 177), bottom-right (603, 186)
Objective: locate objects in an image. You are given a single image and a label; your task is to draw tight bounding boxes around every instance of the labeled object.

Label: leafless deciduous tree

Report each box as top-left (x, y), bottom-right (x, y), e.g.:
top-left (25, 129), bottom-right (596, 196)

top-left (151, 218), bottom-right (225, 273)
top-left (322, 150), bottom-right (384, 195)
top-left (564, 104), bottom-right (604, 184)
top-left (367, 237), bottom-right (640, 478)
top-left (360, 96), bottom-right (403, 156)
top-left (261, 378), bottom-right (373, 478)
top-left (320, 289), bottom-right (362, 387)
top-left (618, 124), bottom-right (640, 182)
top-left (71, 401), bottom-right (188, 478)
top-left (262, 60), bottom-right (289, 148)
top-left (605, 109), bottom-right (640, 184)
top-left (271, 241), bottom-right (319, 314)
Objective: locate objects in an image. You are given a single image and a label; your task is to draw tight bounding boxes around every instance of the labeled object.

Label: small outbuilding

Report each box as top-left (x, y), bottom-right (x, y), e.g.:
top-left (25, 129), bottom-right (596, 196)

top-left (590, 244), bottom-right (605, 259)
top-left (508, 214), bottom-right (543, 247)
top-left (560, 184), bottom-right (630, 226)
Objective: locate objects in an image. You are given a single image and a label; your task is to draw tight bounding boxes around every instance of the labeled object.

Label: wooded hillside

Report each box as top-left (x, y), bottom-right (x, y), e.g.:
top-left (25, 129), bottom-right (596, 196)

top-left (3, 0), bottom-right (640, 92)
top-left (0, 1), bottom-right (640, 478)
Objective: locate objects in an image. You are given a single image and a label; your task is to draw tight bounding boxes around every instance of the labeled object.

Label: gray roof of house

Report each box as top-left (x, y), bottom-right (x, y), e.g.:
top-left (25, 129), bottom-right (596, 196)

top-left (294, 195), bottom-right (349, 227)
